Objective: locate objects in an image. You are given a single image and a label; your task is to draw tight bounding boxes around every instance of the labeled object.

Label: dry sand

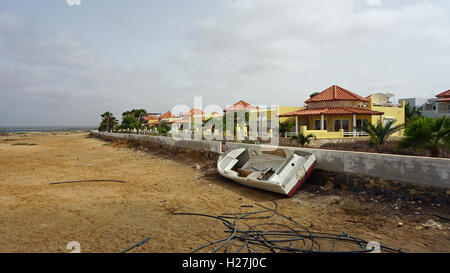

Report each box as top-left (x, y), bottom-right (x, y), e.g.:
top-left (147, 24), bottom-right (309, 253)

top-left (0, 132), bottom-right (449, 253)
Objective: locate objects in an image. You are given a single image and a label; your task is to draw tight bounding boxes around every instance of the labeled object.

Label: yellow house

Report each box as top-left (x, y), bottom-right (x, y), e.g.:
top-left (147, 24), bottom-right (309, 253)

top-left (220, 100), bottom-right (302, 139)
top-left (279, 85), bottom-right (405, 139)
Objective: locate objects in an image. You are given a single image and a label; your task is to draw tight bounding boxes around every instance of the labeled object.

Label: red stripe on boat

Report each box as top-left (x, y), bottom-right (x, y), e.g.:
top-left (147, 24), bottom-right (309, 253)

top-left (287, 160), bottom-right (316, 197)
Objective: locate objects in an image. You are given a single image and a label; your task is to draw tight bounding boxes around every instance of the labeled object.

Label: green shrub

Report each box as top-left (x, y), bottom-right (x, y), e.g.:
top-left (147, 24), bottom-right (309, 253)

top-left (292, 133), bottom-right (316, 147)
top-left (397, 116), bottom-right (450, 156)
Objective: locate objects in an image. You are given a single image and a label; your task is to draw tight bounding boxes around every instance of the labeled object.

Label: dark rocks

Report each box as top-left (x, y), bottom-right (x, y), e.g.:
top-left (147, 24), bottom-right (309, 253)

top-left (311, 170), bottom-right (449, 204)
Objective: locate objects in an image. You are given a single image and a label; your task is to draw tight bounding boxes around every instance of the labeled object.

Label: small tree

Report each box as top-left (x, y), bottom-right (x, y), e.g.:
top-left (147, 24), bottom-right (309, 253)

top-left (397, 116), bottom-right (450, 156)
top-left (122, 109), bottom-right (148, 132)
top-left (157, 120), bottom-right (171, 136)
top-left (292, 133), bottom-right (316, 147)
top-left (280, 120), bottom-right (295, 136)
top-left (357, 119), bottom-right (404, 146)
top-left (121, 115), bottom-right (141, 133)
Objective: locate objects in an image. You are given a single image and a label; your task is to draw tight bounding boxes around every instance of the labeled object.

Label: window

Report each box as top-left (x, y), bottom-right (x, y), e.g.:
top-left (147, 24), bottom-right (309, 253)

top-left (334, 119), bottom-right (350, 132)
top-left (356, 119), bottom-right (368, 129)
top-left (384, 117), bottom-right (395, 126)
top-left (342, 120), bottom-right (350, 131)
top-left (314, 120), bottom-right (327, 130)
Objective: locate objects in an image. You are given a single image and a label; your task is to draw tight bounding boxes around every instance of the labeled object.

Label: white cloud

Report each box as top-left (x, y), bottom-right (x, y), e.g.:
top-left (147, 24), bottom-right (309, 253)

top-left (179, 0), bottom-right (450, 105)
top-left (366, 0), bottom-right (381, 6)
top-left (0, 13), bottom-right (178, 125)
top-left (1, 1), bottom-right (450, 125)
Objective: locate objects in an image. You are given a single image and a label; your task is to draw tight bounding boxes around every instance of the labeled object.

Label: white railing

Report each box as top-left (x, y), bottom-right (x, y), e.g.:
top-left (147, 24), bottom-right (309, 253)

top-left (280, 132), bottom-right (299, 137)
top-left (343, 131), bottom-right (368, 137)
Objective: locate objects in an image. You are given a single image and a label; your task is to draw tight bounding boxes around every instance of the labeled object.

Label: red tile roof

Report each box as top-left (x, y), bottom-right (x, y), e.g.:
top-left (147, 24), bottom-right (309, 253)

top-left (144, 115), bottom-right (158, 121)
top-left (223, 100), bottom-right (257, 112)
top-left (305, 85), bottom-right (370, 103)
top-left (279, 107), bottom-right (384, 117)
top-left (437, 97), bottom-right (450, 102)
top-left (183, 108), bottom-right (204, 116)
top-left (436, 89), bottom-right (450, 97)
top-left (159, 111), bottom-right (177, 119)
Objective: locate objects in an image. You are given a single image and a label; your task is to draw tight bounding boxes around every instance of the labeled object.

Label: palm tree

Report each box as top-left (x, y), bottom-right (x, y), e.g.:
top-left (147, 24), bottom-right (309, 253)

top-left (397, 116), bottom-right (450, 156)
top-left (405, 103), bottom-right (422, 123)
top-left (357, 119), bottom-right (404, 145)
top-left (100, 112), bottom-right (118, 132)
top-left (292, 133), bottom-right (316, 147)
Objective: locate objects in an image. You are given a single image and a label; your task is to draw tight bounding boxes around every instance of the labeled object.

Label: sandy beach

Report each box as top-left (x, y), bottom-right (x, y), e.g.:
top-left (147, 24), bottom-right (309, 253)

top-left (0, 132), bottom-right (448, 253)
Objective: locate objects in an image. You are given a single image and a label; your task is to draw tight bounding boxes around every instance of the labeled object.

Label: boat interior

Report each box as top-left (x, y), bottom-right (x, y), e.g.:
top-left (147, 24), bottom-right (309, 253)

top-left (219, 148), bottom-right (309, 182)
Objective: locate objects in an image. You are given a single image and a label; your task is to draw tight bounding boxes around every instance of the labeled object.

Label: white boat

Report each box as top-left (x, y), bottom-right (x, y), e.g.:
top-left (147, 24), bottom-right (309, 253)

top-left (217, 147), bottom-right (316, 196)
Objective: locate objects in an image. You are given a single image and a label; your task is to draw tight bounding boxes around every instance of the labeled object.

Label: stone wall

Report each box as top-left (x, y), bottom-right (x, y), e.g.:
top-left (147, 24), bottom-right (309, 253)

top-left (309, 170), bottom-right (449, 204)
top-left (90, 131), bottom-right (221, 159)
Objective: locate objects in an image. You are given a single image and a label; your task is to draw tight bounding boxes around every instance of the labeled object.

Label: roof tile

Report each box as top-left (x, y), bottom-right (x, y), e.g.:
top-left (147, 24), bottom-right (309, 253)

top-left (305, 85), bottom-right (370, 103)
top-left (159, 111), bottom-right (177, 119)
top-left (183, 108), bottom-right (205, 116)
top-left (279, 107), bottom-right (384, 117)
top-left (224, 100), bottom-right (257, 112)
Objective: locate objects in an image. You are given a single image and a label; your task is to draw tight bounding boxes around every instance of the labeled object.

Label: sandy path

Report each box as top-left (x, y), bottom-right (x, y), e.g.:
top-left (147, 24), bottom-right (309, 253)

top-left (0, 132), bottom-right (448, 253)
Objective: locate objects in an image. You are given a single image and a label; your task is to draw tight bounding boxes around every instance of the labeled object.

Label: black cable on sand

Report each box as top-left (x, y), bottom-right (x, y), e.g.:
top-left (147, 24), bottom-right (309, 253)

top-left (120, 237), bottom-right (151, 253)
top-left (49, 179), bottom-right (127, 185)
top-left (172, 200), bottom-right (403, 253)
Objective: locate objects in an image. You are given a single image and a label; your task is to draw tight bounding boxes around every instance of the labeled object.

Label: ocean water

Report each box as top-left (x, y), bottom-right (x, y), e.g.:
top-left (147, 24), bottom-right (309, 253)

top-left (0, 127), bottom-right (96, 133)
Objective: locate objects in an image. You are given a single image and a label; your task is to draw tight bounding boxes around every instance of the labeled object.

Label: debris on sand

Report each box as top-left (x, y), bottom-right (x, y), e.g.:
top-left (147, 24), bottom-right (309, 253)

top-left (173, 200), bottom-right (402, 253)
top-left (193, 162), bottom-right (219, 178)
top-left (421, 219), bottom-right (443, 230)
top-left (320, 181), bottom-right (335, 191)
top-left (11, 142), bottom-right (37, 146)
top-left (432, 213), bottom-right (450, 222)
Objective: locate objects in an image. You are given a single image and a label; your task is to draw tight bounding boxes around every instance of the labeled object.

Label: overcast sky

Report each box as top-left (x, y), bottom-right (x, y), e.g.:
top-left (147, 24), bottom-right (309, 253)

top-left (0, 0), bottom-right (449, 126)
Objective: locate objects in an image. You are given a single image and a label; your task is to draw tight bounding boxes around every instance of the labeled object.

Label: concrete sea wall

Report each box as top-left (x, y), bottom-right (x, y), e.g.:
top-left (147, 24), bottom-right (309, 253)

top-left (90, 131), bottom-right (222, 159)
top-left (91, 131), bottom-right (450, 202)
